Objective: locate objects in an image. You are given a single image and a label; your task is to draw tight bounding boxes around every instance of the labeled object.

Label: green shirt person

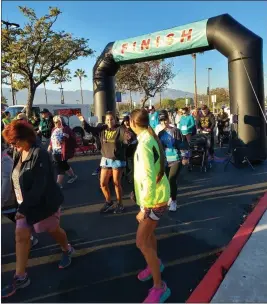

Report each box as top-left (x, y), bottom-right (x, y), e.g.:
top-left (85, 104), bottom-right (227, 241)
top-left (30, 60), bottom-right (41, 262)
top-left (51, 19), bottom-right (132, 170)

top-left (2, 111), bottom-right (11, 127)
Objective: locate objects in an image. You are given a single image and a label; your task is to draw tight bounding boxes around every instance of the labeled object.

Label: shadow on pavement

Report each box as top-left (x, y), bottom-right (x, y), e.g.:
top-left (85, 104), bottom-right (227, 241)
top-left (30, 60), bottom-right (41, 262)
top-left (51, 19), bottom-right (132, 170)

top-left (1, 153), bottom-right (267, 303)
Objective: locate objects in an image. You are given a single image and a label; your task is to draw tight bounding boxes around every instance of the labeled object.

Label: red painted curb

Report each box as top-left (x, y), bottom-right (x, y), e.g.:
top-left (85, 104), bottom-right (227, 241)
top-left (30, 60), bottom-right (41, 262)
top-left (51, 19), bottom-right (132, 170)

top-left (186, 192), bottom-right (267, 303)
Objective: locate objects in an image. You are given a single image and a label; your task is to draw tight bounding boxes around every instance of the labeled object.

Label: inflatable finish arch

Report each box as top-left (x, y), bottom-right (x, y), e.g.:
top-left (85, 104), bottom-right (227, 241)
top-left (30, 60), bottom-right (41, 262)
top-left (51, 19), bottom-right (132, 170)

top-left (93, 14), bottom-right (266, 162)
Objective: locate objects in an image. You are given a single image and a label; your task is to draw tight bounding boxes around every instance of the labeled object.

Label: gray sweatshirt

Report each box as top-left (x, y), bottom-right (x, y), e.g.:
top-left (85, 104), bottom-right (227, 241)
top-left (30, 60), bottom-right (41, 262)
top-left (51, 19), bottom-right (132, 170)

top-left (1, 149), bottom-right (13, 207)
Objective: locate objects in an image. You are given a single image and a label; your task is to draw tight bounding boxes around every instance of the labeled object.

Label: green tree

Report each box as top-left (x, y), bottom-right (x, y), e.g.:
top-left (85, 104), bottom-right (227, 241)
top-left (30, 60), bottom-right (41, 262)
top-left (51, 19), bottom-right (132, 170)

top-left (116, 60), bottom-right (175, 107)
top-left (209, 87), bottom-right (230, 108)
top-left (1, 6), bottom-right (94, 116)
top-left (1, 96), bottom-right (8, 105)
top-left (74, 69), bottom-right (87, 104)
top-left (51, 67), bottom-right (71, 104)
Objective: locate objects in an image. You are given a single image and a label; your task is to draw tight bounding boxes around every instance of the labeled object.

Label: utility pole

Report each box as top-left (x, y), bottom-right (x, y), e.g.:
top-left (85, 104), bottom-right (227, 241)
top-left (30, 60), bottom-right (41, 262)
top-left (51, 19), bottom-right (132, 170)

top-left (59, 85), bottom-right (64, 104)
top-left (207, 67), bottom-right (212, 108)
top-left (2, 20), bottom-right (20, 106)
top-left (192, 54), bottom-right (198, 108)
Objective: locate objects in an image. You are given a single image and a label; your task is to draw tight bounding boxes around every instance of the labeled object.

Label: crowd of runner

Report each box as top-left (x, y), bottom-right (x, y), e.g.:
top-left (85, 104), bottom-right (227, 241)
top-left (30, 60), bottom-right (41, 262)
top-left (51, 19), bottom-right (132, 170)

top-left (1, 104), bottom-right (229, 302)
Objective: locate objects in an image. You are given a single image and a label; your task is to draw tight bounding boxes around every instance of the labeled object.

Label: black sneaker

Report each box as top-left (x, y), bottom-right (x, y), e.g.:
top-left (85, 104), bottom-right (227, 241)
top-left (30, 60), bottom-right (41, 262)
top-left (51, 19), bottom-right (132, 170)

top-left (2, 274), bottom-right (30, 298)
top-left (113, 204), bottom-right (125, 214)
top-left (100, 201), bottom-right (114, 213)
top-left (58, 246), bottom-right (75, 269)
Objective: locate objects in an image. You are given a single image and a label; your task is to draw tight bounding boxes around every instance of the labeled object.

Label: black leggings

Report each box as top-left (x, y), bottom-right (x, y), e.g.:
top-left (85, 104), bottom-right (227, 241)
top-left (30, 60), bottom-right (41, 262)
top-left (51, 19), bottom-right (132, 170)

top-left (165, 162), bottom-right (182, 201)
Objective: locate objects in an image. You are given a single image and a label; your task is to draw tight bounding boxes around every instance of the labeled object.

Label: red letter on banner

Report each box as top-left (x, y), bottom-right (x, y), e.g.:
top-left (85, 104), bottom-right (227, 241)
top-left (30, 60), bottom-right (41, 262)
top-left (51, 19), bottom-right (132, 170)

top-left (121, 43), bottom-right (128, 54)
top-left (166, 33), bottom-right (175, 45)
top-left (141, 39), bottom-right (151, 51)
top-left (180, 29), bottom-right (192, 43)
top-left (156, 36), bottom-right (161, 48)
top-left (132, 41), bottom-right (137, 51)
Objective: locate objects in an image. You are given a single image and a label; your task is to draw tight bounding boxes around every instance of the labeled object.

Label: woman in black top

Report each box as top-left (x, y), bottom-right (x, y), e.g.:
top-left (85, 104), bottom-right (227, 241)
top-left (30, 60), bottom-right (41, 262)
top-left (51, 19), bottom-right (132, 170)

top-left (121, 115), bottom-right (137, 183)
top-left (1, 120), bottom-right (74, 299)
top-left (78, 112), bottom-right (130, 214)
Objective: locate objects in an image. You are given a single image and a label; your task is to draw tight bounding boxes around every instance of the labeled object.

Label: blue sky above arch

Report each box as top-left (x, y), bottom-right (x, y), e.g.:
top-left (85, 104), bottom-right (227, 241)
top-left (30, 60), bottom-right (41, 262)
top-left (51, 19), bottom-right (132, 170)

top-left (2, 1), bottom-right (267, 94)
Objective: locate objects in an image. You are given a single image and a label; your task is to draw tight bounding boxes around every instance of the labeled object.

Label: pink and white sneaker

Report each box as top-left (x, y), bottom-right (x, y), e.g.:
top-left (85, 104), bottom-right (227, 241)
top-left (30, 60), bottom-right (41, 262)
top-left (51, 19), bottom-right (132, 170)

top-left (143, 281), bottom-right (171, 303)
top-left (137, 260), bottom-right (164, 281)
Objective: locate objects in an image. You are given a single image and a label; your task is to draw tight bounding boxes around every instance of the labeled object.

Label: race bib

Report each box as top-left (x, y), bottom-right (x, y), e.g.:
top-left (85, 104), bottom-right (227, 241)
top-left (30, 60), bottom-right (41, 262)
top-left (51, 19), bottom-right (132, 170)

top-left (181, 126), bottom-right (188, 131)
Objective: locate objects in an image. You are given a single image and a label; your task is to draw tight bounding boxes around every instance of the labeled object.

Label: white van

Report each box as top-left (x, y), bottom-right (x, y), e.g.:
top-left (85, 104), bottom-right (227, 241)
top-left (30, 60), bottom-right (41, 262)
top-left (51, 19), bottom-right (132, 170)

top-left (6, 104), bottom-right (96, 137)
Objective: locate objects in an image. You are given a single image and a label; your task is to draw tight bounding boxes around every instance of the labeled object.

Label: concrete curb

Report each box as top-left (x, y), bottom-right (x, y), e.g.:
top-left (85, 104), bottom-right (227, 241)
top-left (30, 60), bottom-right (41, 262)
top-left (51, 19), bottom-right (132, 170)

top-left (186, 192), bottom-right (267, 303)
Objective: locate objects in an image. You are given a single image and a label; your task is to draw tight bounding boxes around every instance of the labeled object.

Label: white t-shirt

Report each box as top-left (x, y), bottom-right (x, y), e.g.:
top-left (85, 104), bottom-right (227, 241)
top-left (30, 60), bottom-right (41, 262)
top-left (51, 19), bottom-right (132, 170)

top-left (155, 123), bottom-right (176, 135)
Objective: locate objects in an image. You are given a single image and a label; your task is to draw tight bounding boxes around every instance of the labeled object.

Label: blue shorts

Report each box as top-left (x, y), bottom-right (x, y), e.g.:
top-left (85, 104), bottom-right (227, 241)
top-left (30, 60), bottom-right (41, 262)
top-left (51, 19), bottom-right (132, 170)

top-left (100, 157), bottom-right (126, 169)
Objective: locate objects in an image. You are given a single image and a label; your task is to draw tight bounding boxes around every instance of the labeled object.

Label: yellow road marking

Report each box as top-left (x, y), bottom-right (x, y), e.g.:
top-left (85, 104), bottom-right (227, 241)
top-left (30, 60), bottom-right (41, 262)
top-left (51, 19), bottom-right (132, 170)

top-left (2, 228), bottom-right (201, 273)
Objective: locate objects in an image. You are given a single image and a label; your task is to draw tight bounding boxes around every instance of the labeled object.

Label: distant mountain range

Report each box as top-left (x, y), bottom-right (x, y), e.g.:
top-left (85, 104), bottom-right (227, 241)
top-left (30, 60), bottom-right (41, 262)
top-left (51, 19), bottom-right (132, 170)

top-left (2, 87), bottom-right (194, 106)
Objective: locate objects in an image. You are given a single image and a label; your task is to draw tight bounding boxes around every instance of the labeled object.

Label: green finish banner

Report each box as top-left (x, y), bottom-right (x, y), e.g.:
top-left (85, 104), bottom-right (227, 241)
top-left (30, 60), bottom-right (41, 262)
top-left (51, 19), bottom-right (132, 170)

top-left (112, 19), bottom-right (209, 63)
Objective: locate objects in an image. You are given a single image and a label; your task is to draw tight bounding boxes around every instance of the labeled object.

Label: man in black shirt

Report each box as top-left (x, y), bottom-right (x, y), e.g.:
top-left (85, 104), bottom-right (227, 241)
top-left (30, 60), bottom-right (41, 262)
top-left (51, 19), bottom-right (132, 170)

top-left (196, 105), bottom-right (216, 158)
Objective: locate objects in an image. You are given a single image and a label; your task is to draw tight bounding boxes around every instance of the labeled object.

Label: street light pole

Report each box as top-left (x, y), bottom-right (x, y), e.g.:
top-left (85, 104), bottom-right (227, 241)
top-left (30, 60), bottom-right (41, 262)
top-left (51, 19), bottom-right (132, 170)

top-left (59, 85), bottom-right (64, 104)
top-left (207, 67), bottom-right (212, 108)
top-left (2, 20), bottom-right (20, 106)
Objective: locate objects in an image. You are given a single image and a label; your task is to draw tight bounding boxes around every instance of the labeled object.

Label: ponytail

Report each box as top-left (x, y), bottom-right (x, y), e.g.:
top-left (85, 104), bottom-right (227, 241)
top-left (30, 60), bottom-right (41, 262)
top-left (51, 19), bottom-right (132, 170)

top-left (130, 108), bottom-right (165, 183)
top-left (147, 126), bottom-right (165, 183)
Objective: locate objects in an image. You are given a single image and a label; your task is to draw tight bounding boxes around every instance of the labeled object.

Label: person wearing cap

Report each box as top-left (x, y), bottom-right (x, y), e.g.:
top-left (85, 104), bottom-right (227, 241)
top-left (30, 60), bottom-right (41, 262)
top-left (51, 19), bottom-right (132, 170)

top-left (157, 110), bottom-right (183, 212)
top-left (16, 113), bottom-right (27, 121)
top-left (179, 107), bottom-right (195, 143)
top-left (196, 105), bottom-right (216, 158)
top-left (38, 108), bottom-right (54, 150)
top-left (148, 106), bottom-right (159, 130)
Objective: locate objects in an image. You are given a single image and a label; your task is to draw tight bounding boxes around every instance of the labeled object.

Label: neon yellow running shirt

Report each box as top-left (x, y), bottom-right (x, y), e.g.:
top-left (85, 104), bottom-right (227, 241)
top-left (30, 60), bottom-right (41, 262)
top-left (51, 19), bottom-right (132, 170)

top-left (134, 130), bottom-right (170, 208)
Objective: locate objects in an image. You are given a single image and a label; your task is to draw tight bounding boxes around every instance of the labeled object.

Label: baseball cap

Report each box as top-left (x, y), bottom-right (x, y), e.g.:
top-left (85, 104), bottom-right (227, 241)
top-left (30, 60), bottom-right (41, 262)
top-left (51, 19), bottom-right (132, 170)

top-left (159, 110), bottom-right (168, 121)
top-left (40, 108), bottom-right (49, 114)
top-left (16, 113), bottom-right (27, 120)
top-left (201, 105), bottom-right (208, 110)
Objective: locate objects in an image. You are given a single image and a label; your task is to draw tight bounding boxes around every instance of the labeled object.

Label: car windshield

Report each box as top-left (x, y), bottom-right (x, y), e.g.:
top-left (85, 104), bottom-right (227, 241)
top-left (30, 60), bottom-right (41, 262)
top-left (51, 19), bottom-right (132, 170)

top-left (6, 106), bottom-right (24, 119)
top-left (5, 106), bottom-right (40, 119)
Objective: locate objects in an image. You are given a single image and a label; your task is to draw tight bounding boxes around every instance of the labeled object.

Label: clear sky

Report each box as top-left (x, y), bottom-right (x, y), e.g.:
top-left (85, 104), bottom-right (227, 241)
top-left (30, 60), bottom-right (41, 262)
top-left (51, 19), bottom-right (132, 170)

top-left (2, 1), bottom-right (267, 94)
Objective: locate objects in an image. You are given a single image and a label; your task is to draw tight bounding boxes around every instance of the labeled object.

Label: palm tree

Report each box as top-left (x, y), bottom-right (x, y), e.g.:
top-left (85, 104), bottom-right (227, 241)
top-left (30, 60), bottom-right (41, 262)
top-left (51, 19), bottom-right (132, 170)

top-left (43, 79), bottom-right (49, 104)
top-left (51, 68), bottom-right (72, 104)
top-left (74, 69), bottom-right (87, 104)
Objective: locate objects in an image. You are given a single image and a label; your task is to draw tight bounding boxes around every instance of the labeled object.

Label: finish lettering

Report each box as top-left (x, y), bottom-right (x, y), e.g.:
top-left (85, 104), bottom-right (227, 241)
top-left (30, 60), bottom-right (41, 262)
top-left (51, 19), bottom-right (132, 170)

top-left (141, 39), bottom-right (151, 51)
top-left (121, 43), bottom-right (128, 54)
top-left (180, 29), bottom-right (192, 43)
top-left (166, 33), bottom-right (175, 45)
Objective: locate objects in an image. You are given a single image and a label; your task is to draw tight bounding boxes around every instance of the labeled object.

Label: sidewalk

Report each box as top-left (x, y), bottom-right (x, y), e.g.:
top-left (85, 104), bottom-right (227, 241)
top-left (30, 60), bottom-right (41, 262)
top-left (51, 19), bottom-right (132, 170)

top-left (186, 192), bottom-right (267, 303)
top-left (212, 209), bottom-right (267, 302)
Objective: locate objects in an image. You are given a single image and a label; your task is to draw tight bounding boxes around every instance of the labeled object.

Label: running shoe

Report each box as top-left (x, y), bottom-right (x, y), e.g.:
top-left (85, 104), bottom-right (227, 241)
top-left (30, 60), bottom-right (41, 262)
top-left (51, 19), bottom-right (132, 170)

top-left (31, 236), bottom-right (39, 248)
top-left (100, 201), bottom-right (114, 213)
top-left (67, 175), bottom-right (78, 184)
top-left (113, 204), bottom-right (124, 214)
top-left (143, 281), bottom-right (171, 303)
top-left (169, 200), bottom-right (177, 212)
top-left (58, 245), bottom-right (75, 269)
top-left (1, 274), bottom-right (30, 298)
top-left (92, 167), bottom-right (100, 176)
top-left (138, 260), bottom-right (164, 282)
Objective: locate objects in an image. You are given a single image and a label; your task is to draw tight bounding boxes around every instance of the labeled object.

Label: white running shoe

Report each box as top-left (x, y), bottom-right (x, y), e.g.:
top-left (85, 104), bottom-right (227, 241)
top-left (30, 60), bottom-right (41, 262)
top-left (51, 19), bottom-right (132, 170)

top-left (169, 200), bottom-right (177, 212)
top-left (67, 175), bottom-right (78, 184)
